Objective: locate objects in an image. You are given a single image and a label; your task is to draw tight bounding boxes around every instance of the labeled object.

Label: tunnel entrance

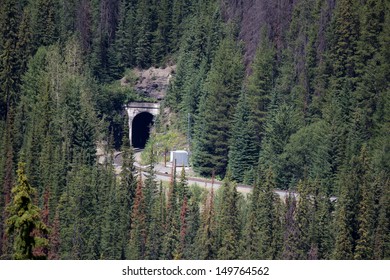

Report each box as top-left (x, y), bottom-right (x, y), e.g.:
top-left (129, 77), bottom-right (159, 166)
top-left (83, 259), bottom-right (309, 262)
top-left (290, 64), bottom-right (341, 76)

top-left (131, 112), bottom-right (154, 148)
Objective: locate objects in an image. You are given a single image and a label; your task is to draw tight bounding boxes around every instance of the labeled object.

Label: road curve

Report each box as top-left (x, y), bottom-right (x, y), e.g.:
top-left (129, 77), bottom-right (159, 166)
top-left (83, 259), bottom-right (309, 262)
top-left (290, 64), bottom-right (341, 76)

top-left (113, 150), bottom-right (301, 200)
top-left (114, 150), bottom-right (336, 201)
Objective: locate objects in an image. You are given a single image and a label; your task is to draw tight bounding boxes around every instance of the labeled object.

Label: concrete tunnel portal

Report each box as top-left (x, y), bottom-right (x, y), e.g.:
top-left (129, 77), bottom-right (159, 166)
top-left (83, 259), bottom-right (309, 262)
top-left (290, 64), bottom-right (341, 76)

top-left (131, 112), bottom-right (154, 149)
top-left (126, 102), bottom-right (160, 149)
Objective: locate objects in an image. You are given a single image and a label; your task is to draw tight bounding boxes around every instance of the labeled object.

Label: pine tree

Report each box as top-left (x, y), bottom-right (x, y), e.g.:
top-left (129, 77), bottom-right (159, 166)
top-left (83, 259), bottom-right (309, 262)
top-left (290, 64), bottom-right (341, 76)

top-left (330, 0), bottom-right (360, 81)
top-left (217, 175), bottom-right (240, 259)
top-left (246, 30), bottom-right (276, 145)
top-left (128, 174), bottom-right (147, 259)
top-left (259, 103), bottom-right (302, 189)
top-left (89, 0), bottom-right (120, 82)
top-left (48, 209), bottom-right (60, 259)
top-left (196, 186), bottom-right (216, 259)
top-left (100, 159), bottom-right (121, 259)
top-left (247, 169), bottom-right (281, 259)
top-left (372, 176), bottom-right (390, 259)
top-left (135, 0), bottom-right (153, 68)
top-left (295, 180), bottom-right (311, 259)
top-left (169, 0), bottom-right (185, 52)
top-left (6, 162), bottom-right (49, 260)
top-left (145, 181), bottom-right (164, 259)
top-left (117, 145), bottom-right (136, 259)
top-left (176, 196), bottom-right (189, 259)
top-left (192, 35), bottom-right (244, 177)
top-left (183, 193), bottom-right (200, 259)
top-left (15, 7), bottom-right (33, 81)
top-left (246, 175), bottom-right (262, 259)
top-left (228, 92), bottom-right (258, 183)
top-left (152, 0), bottom-right (170, 64)
top-left (333, 149), bottom-right (370, 259)
top-left (352, 0), bottom-right (387, 143)
top-left (354, 146), bottom-right (374, 260)
top-left (0, 0), bottom-right (21, 117)
top-left (115, 0), bottom-right (136, 69)
top-left (1, 110), bottom-right (15, 258)
top-left (281, 194), bottom-right (299, 260)
top-left (161, 163), bottom-right (180, 259)
top-left (306, 179), bottom-right (335, 260)
top-left (34, 0), bottom-right (58, 47)
top-left (33, 187), bottom-right (50, 258)
top-left (178, 166), bottom-right (188, 204)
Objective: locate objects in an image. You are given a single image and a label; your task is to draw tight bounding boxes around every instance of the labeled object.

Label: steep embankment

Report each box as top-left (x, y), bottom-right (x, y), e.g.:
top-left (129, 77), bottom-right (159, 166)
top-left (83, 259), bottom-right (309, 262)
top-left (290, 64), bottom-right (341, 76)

top-left (121, 66), bottom-right (176, 100)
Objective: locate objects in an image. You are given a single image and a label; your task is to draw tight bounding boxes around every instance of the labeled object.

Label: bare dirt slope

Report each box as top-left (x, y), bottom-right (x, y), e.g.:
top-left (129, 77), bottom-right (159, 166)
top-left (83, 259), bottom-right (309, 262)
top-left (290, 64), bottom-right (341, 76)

top-left (121, 65), bottom-right (176, 100)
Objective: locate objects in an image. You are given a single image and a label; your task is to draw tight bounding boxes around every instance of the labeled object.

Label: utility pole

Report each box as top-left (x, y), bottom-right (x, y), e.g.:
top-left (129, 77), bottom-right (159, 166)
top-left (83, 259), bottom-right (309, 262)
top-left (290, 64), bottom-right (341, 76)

top-left (187, 113), bottom-right (191, 145)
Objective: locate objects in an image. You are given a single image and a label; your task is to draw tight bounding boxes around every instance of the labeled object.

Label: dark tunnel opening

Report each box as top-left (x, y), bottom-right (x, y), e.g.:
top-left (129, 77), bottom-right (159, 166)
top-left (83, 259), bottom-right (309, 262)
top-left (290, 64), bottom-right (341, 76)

top-left (132, 112), bottom-right (154, 149)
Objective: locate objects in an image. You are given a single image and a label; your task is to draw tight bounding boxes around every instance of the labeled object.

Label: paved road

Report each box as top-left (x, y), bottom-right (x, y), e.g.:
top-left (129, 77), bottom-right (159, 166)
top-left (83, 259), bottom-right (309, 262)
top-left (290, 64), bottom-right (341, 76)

top-left (113, 150), bottom-right (300, 200)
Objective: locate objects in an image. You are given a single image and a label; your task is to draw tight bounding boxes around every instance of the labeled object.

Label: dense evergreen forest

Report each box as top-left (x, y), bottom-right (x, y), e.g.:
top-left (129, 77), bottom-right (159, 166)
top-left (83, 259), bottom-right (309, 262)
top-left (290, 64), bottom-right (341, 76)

top-left (0, 0), bottom-right (389, 260)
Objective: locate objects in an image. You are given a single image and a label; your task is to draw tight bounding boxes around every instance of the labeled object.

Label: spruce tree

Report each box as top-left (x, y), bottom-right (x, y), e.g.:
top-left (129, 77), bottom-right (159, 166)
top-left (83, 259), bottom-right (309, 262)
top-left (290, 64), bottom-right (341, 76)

top-left (34, 0), bottom-right (57, 47)
top-left (217, 175), bottom-right (240, 259)
top-left (145, 181), bottom-right (164, 259)
top-left (192, 35), bottom-right (244, 178)
top-left (161, 164), bottom-right (180, 259)
top-left (281, 194), bottom-right (299, 260)
top-left (333, 149), bottom-right (370, 259)
top-left (0, 0), bottom-right (21, 116)
top-left (373, 176), bottom-right (390, 259)
top-left (246, 30), bottom-right (276, 145)
top-left (1, 111), bottom-right (15, 258)
top-left (196, 186), bottom-right (216, 260)
top-left (176, 196), bottom-right (189, 259)
top-left (48, 209), bottom-right (60, 259)
top-left (178, 166), bottom-right (188, 204)
top-left (6, 162), bottom-right (48, 260)
top-left (295, 180), bottom-right (312, 259)
top-left (354, 146), bottom-right (374, 260)
top-left (135, 0), bottom-right (153, 68)
top-left (117, 144), bottom-right (136, 258)
top-left (128, 174), bottom-right (147, 259)
top-left (152, 0), bottom-right (170, 64)
top-left (142, 144), bottom-right (162, 259)
top-left (330, 0), bottom-right (360, 81)
top-left (115, 0), bottom-right (136, 70)
top-left (15, 7), bottom-right (33, 81)
top-left (183, 193), bottom-right (200, 259)
top-left (352, 0), bottom-right (387, 143)
top-left (228, 92), bottom-right (258, 183)
top-left (247, 169), bottom-right (280, 259)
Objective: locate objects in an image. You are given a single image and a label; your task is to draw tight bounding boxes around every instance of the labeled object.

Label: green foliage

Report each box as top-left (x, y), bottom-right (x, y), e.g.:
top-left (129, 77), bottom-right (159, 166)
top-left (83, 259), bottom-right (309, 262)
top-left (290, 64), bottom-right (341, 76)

top-left (141, 128), bottom-right (187, 165)
top-left (128, 175), bottom-right (147, 259)
top-left (0, 0), bottom-right (388, 261)
top-left (192, 35), bottom-right (245, 178)
top-left (330, 0), bottom-right (360, 80)
top-left (228, 92), bottom-right (258, 183)
top-left (33, 0), bottom-right (58, 48)
top-left (0, 0), bottom-right (22, 116)
top-left (259, 103), bottom-right (303, 189)
top-left (281, 120), bottom-right (332, 190)
top-left (246, 30), bottom-right (276, 142)
top-left (216, 175), bottom-right (240, 259)
top-left (196, 187), bottom-right (217, 260)
top-left (6, 162), bottom-right (48, 260)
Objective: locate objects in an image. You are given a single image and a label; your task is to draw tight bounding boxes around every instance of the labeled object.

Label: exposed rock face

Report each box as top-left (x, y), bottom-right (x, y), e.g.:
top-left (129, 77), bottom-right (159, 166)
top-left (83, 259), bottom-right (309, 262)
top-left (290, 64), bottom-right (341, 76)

top-left (122, 65), bottom-right (176, 100)
top-left (221, 0), bottom-right (297, 68)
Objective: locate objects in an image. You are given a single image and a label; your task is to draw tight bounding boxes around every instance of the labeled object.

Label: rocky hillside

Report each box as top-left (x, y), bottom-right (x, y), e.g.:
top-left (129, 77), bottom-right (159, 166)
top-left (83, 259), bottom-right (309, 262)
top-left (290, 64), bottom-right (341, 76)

top-left (121, 66), bottom-right (176, 100)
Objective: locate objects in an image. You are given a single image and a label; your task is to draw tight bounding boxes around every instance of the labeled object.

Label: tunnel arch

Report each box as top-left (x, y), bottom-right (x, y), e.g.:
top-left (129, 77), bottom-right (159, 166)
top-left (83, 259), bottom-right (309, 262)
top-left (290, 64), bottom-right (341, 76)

top-left (131, 112), bottom-right (154, 148)
top-left (126, 102), bottom-right (160, 148)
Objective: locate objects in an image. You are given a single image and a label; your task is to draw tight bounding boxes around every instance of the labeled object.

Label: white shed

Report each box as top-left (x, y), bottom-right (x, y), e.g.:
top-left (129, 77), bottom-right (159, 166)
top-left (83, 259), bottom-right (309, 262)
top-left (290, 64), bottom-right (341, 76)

top-left (170, 150), bottom-right (189, 167)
